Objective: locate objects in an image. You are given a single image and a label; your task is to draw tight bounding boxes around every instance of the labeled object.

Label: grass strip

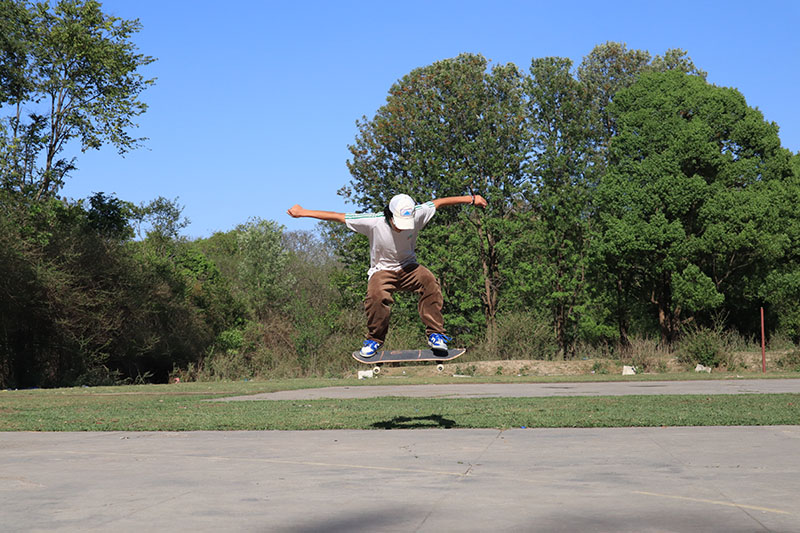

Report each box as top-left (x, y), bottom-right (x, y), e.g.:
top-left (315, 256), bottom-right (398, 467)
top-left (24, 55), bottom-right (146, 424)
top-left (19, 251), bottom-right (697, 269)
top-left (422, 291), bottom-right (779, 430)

top-left (1, 389), bottom-right (797, 431)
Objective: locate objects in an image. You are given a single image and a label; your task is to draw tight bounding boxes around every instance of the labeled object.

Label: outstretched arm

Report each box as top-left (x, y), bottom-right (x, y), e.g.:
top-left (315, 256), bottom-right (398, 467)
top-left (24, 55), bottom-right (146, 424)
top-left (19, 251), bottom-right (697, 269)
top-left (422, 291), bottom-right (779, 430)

top-left (432, 194), bottom-right (487, 209)
top-left (287, 204), bottom-right (346, 223)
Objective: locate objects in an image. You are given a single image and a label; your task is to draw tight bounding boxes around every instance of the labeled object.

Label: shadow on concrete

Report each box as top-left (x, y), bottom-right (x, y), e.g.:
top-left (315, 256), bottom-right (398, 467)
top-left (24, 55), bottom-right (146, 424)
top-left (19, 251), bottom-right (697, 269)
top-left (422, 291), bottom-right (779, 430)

top-left (276, 507), bottom-right (416, 532)
top-left (371, 414), bottom-right (456, 429)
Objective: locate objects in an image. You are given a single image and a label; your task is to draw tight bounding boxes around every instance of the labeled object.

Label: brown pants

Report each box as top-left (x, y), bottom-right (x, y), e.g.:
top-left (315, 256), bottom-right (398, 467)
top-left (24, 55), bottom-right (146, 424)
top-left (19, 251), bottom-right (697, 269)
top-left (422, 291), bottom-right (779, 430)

top-left (365, 264), bottom-right (444, 343)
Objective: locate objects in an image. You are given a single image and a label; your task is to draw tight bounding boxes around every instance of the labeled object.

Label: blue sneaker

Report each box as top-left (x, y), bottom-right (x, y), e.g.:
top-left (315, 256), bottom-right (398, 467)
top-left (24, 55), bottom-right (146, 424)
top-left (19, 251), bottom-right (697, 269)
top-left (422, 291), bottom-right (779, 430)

top-left (360, 339), bottom-right (382, 358)
top-left (427, 333), bottom-right (451, 350)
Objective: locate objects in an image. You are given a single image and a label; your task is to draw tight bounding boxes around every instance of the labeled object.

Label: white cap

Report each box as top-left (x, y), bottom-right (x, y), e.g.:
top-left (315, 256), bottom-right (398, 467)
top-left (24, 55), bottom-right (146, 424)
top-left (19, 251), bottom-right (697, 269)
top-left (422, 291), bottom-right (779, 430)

top-left (388, 194), bottom-right (416, 230)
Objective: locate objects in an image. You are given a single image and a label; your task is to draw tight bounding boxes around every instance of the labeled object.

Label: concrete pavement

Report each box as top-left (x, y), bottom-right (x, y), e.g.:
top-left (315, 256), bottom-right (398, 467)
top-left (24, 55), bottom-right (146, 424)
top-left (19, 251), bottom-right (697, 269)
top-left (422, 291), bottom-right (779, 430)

top-left (2, 427), bottom-right (799, 532)
top-left (2, 378), bottom-right (800, 532)
top-left (216, 378), bottom-right (800, 401)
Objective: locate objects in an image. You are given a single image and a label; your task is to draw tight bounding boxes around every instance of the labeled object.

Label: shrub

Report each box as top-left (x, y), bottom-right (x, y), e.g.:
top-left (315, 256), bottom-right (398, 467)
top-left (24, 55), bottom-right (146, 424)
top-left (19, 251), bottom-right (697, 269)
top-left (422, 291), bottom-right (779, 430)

top-left (775, 349), bottom-right (800, 371)
top-left (470, 312), bottom-right (556, 360)
top-left (676, 326), bottom-right (726, 368)
top-left (215, 328), bottom-right (244, 355)
top-left (621, 336), bottom-right (672, 373)
top-left (591, 360), bottom-right (610, 374)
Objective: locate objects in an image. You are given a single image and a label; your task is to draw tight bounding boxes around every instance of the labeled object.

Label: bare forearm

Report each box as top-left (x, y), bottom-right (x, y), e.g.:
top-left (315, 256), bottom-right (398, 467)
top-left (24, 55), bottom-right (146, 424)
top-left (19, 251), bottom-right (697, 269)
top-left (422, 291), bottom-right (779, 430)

top-left (286, 205), bottom-right (345, 223)
top-left (432, 195), bottom-right (487, 209)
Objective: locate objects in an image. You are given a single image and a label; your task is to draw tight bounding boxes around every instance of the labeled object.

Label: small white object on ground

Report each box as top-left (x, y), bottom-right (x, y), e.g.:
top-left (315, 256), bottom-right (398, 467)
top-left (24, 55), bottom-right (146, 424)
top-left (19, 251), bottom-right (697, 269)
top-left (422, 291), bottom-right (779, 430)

top-left (622, 365), bottom-right (636, 375)
top-left (357, 370), bottom-right (374, 379)
top-left (695, 364), bottom-right (712, 373)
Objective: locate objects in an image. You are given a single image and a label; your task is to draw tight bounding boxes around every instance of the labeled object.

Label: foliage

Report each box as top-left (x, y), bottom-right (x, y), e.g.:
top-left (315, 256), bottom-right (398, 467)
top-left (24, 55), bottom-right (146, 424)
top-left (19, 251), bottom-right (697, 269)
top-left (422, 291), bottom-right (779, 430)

top-left (0, 0), bottom-right (154, 200)
top-left (775, 349), bottom-right (800, 372)
top-left (0, 191), bottom-right (243, 388)
top-left (136, 196), bottom-right (190, 241)
top-left (618, 336), bottom-right (672, 373)
top-left (516, 56), bottom-right (593, 356)
top-left (86, 191), bottom-right (136, 240)
top-left (594, 71), bottom-right (794, 344)
top-left (0, 0), bottom-right (32, 104)
top-left (578, 44), bottom-right (708, 346)
top-left (676, 326), bottom-right (726, 368)
top-left (470, 311), bottom-right (557, 361)
top-left (760, 155), bottom-right (800, 341)
top-left (235, 218), bottom-right (293, 318)
top-left (4, 37), bottom-right (800, 387)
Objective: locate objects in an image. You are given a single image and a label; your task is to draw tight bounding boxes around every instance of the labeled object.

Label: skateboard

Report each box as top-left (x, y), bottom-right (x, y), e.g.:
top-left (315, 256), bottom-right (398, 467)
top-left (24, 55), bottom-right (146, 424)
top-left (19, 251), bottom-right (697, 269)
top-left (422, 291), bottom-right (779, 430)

top-left (352, 348), bottom-right (466, 373)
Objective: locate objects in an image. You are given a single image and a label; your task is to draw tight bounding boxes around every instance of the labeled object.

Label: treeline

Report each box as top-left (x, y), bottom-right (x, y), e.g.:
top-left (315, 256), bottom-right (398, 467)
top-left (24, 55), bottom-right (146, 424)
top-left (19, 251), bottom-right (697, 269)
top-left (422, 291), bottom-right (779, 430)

top-left (341, 49), bottom-right (800, 357)
top-left (0, 191), bottom-right (351, 387)
top-left (2, 1), bottom-right (799, 388)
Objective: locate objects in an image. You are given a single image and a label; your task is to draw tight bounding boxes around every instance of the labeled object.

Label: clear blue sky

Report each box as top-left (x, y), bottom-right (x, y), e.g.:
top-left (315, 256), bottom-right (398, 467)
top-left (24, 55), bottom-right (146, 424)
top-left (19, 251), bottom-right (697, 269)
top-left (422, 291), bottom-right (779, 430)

top-left (60, 0), bottom-right (800, 238)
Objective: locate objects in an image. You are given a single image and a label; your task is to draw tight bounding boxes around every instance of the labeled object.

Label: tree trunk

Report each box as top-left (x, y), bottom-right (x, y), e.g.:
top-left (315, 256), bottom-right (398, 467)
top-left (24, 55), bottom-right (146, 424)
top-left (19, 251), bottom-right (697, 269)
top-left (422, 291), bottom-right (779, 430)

top-left (555, 306), bottom-right (567, 359)
top-left (616, 276), bottom-right (630, 347)
top-left (475, 216), bottom-right (499, 349)
top-left (656, 295), bottom-right (680, 345)
top-left (481, 238), bottom-right (498, 347)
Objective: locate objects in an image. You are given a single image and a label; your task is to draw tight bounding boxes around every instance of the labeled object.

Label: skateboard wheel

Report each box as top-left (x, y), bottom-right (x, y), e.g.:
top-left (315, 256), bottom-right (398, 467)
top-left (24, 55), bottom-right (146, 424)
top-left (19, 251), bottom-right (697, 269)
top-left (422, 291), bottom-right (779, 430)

top-left (373, 366), bottom-right (381, 374)
top-left (437, 364), bottom-right (444, 372)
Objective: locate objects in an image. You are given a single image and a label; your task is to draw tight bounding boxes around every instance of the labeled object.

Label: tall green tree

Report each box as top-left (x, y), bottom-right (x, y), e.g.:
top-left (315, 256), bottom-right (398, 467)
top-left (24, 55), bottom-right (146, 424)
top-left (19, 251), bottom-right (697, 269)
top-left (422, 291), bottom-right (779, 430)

top-left (0, 0), bottom-right (154, 199)
top-left (235, 218), bottom-right (294, 320)
top-left (577, 41), bottom-right (652, 164)
top-left (578, 42), bottom-right (706, 345)
top-left (0, 0), bottom-right (32, 104)
top-left (596, 71), bottom-right (794, 344)
top-left (509, 56), bottom-right (594, 356)
top-left (578, 42), bottom-right (706, 170)
top-left (761, 153), bottom-right (800, 340)
top-left (343, 53), bottom-right (529, 341)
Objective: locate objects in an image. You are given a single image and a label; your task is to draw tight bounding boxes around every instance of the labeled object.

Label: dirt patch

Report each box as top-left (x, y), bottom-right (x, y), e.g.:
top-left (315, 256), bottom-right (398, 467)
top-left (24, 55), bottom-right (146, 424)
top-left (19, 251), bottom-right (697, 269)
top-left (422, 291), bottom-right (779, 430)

top-left (357, 351), bottom-right (792, 378)
top-left (363, 358), bottom-right (599, 378)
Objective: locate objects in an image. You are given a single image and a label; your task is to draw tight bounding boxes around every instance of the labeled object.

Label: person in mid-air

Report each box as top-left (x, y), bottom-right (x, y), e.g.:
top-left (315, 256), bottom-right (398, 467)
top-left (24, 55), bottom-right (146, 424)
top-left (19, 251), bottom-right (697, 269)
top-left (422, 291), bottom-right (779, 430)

top-left (287, 193), bottom-right (487, 357)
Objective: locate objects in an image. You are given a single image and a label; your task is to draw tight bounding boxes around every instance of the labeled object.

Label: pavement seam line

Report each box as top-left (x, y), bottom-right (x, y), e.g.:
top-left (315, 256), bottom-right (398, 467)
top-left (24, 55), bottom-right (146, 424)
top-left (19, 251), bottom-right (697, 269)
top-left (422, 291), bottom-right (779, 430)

top-left (639, 426), bottom-right (785, 528)
top-left (413, 430), bottom-right (503, 532)
top-left (632, 491), bottom-right (792, 516)
top-left (51, 450), bottom-right (467, 477)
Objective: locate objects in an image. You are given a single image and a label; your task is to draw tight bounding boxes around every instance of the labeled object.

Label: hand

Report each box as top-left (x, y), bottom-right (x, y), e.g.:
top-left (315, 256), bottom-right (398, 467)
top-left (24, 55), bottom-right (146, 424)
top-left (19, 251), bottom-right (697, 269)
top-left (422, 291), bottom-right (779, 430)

top-left (287, 204), bottom-right (305, 218)
top-left (472, 195), bottom-right (487, 208)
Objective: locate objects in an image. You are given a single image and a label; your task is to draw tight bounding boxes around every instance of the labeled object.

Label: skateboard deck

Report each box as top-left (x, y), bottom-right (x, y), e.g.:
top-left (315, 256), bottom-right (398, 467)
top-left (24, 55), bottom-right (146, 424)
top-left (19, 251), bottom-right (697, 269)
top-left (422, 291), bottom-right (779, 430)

top-left (352, 348), bottom-right (466, 365)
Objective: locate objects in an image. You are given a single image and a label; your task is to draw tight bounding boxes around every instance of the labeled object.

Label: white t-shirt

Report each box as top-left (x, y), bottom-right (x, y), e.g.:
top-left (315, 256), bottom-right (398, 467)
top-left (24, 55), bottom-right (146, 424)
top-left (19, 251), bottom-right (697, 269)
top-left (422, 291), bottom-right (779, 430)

top-left (345, 201), bottom-right (436, 278)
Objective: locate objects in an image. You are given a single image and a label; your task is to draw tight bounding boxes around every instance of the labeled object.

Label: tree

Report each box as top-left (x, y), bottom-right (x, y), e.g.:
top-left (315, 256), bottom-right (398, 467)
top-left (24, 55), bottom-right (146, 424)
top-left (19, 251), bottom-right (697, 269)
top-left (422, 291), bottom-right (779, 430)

top-left (134, 196), bottom-right (190, 242)
top-left (86, 191), bottom-right (135, 240)
top-left (195, 220), bottom-right (298, 325)
top-left (578, 43), bottom-right (706, 345)
top-left (342, 53), bottom-right (529, 342)
top-left (578, 42), bottom-right (706, 168)
top-left (596, 71), bottom-right (793, 344)
top-left (0, 0), bottom-right (154, 199)
top-left (0, 0), bottom-right (32, 104)
top-left (510, 56), bottom-right (594, 356)
top-left (761, 153), bottom-right (800, 340)
top-left (578, 41), bottom-right (652, 162)
top-left (235, 218), bottom-right (294, 320)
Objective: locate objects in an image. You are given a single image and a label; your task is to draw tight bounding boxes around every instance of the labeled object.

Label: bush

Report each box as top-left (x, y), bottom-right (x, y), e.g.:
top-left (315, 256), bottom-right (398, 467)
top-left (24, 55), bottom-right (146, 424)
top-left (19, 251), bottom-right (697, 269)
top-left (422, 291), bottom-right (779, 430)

top-left (215, 328), bottom-right (245, 355)
top-left (676, 326), bottom-right (726, 368)
top-left (74, 366), bottom-right (124, 387)
top-left (470, 312), bottom-right (557, 360)
top-left (620, 336), bottom-right (671, 373)
top-left (776, 349), bottom-right (800, 371)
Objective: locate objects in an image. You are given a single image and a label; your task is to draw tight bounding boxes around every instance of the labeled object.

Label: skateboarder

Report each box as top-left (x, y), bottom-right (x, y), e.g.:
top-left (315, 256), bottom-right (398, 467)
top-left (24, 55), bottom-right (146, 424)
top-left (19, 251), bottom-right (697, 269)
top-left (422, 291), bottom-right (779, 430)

top-left (287, 193), bottom-right (487, 357)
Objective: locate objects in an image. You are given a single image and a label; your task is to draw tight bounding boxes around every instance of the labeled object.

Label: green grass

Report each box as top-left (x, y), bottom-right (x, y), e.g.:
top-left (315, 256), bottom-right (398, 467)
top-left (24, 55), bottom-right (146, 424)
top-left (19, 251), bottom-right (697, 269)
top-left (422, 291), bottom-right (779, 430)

top-left (1, 377), bottom-right (798, 431)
